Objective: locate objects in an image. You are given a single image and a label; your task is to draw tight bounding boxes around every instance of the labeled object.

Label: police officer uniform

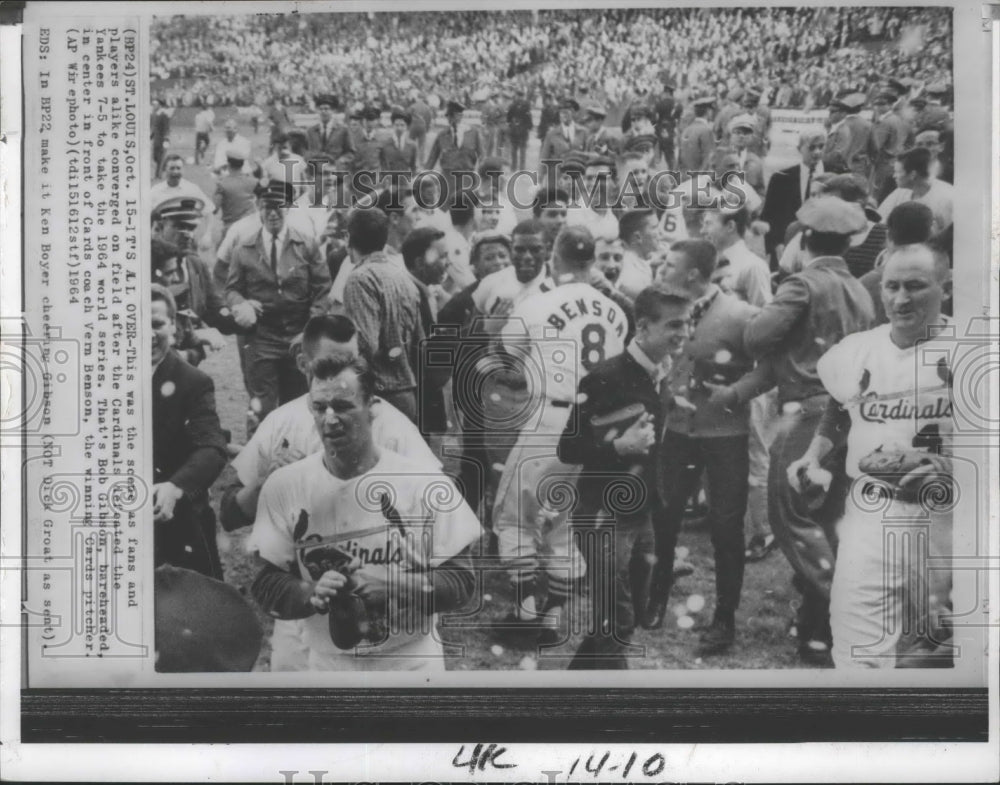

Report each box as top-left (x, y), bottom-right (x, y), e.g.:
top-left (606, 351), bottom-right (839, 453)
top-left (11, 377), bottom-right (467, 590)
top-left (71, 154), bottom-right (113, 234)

top-left (823, 93), bottom-right (873, 179)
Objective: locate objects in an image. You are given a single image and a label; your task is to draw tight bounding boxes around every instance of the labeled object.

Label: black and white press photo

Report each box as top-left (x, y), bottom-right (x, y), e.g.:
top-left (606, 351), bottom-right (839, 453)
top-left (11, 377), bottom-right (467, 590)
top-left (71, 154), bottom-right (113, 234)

top-left (140, 3), bottom-right (987, 678)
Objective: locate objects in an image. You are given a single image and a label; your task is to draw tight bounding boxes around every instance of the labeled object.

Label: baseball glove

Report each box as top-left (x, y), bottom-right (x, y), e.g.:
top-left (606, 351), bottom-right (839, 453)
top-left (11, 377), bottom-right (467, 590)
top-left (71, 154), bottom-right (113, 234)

top-left (857, 448), bottom-right (935, 485)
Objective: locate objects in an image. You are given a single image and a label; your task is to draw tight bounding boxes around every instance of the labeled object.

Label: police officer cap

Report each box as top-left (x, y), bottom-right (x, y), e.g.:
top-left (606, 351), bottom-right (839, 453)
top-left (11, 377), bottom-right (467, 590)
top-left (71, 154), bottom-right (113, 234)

top-left (795, 195), bottom-right (868, 234)
top-left (446, 100), bottom-right (466, 115)
top-left (390, 105), bottom-right (411, 124)
top-left (624, 133), bottom-right (657, 153)
top-left (561, 151), bottom-right (588, 174)
top-left (315, 94), bottom-right (340, 110)
top-left (742, 88), bottom-right (761, 103)
top-left (693, 96), bottom-right (717, 108)
top-left (559, 97), bottom-right (581, 112)
top-left (874, 89), bottom-right (898, 104)
top-left (584, 103), bottom-right (607, 119)
top-left (909, 95), bottom-right (928, 107)
top-left (256, 180), bottom-right (294, 208)
top-left (153, 196), bottom-right (204, 224)
top-left (361, 105), bottom-right (381, 122)
top-left (727, 113), bottom-right (757, 133)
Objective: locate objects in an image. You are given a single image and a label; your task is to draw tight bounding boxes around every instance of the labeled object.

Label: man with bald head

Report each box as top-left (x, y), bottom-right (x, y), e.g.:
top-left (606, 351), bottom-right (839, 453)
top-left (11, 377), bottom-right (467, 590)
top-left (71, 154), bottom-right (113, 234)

top-left (789, 243), bottom-right (953, 668)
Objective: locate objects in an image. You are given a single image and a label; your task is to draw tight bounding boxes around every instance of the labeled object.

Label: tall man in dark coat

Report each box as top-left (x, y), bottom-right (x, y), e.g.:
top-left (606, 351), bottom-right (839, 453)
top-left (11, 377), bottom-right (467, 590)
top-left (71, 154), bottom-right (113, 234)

top-left (426, 100), bottom-right (483, 197)
top-left (539, 98), bottom-right (586, 186)
top-left (151, 99), bottom-right (171, 179)
top-left (306, 94), bottom-right (355, 170)
top-left (506, 88), bottom-right (534, 170)
top-left (151, 284), bottom-right (227, 579)
top-left (761, 132), bottom-right (826, 264)
top-left (559, 286), bottom-right (693, 669)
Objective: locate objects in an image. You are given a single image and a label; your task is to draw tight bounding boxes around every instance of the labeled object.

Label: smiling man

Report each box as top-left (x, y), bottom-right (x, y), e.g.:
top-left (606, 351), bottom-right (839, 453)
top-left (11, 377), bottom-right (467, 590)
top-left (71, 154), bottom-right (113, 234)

top-left (789, 243), bottom-right (954, 668)
top-left (249, 355), bottom-right (481, 671)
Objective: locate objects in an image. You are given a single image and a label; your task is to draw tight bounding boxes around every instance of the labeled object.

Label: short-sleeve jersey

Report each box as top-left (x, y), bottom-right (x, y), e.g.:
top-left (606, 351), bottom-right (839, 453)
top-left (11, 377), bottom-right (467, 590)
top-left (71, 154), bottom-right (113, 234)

top-left (817, 321), bottom-right (953, 479)
top-left (252, 450), bottom-right (481, 669)
top-left (232, 394), bottom-right (440, 492)
top-left (472, 265), bottom-right (553, 316)
top-left (500, 281), bottom-right (628, 403)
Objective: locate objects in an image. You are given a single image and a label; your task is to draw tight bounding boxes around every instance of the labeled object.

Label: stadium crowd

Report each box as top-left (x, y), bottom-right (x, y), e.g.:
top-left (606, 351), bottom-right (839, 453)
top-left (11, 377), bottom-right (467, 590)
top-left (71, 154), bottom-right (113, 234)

top-left (149, 7), bottom-right (958, 675)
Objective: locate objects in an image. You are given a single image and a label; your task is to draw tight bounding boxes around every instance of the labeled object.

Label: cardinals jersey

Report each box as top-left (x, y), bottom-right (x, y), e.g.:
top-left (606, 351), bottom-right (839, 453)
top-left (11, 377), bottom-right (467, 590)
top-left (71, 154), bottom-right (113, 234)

top-left (817, 320), bottom-right (953, 479)
top-left (233, 394), bottom-right (440, 493)
top-left (252, 450), bottom-right (481, 669)
top-left (500, 281), bottom-right (628, 404)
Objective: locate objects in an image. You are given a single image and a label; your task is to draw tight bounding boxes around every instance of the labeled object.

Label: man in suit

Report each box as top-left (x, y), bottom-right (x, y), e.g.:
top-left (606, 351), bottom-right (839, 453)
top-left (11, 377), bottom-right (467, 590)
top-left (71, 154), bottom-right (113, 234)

top-left (380, 107), bottom-right (418, 175)
top-left (653, 80), bottom-right (681, 168)
top-left (559, 285), bottom-right (693, 668)
top-left (725, 114), bottom-right (765, 196)
top-left (426, 100), bottom-right (483, 196)
top-left (224, 182), bottom-right (333, 426)
top-left (151, 99), bottom-right (171, 179)
top-left (823, 93), bottom-right (873, 179)
top-left (306, 94), bottom-right (355, 170)
top-left (539, 98), bottom-right (587, 186)
top-left (762, 132), bottom-right (826, 265)
top-left (406, 90), bottom-right (434, 168)
top-left (151, 284), bottom-right (227, 579)
top-left (646, 240), bottom-right (773, 652)
top-left (351, 105), bottom-right (386, 177)
top-left (582, 104), bottom-right (620, 158)
top-left (869, 90), bottom-right (911, 203)
top-left (678, 97), bottom-right (716, 174)
top-left (741, 88), bottom-right (771, 157)
top-left (506, 88), bottom-right (533, 171)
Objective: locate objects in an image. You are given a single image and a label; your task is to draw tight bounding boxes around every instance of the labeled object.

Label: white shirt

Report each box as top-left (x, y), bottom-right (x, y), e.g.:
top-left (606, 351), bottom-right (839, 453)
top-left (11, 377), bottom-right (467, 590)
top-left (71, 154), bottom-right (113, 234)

top-left (799, 161), bottom-right (824, 203)
top-left (713, 238), bottom-right (772, 307)
top-left (233, 393), bottom-right (440, 493)
top-left (565, 206), bottom-right (619, 242)
top-left (878, 179), bottom-right (954, 235)
top-left (213, 134), bottom-right (254, 172)
top-left (817, 320), bottom-right (953, 479)
top-left (252, 450), bottom-right (480, 670)
top-left (500, 281), bottom-right (628, 404)
top-left (472, 264), bottom-right (553, 317)
top-left (617, 248), bottom-right (653, 300)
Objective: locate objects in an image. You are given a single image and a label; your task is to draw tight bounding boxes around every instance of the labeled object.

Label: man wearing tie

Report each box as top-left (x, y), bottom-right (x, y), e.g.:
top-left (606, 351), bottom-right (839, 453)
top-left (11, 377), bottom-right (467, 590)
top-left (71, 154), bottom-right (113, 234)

top-left (761, 132), bottom-right (825, 265)
top-left (380, 107), bottom-right (418, 175)
top-left (426, 100), bottom-right (483, 196)
top-left (225, 182), bottom-right (333, 427)
top-left (539, 98), bottom-right (587, 186)
top-left (306, 94), bottom-right (355, 170)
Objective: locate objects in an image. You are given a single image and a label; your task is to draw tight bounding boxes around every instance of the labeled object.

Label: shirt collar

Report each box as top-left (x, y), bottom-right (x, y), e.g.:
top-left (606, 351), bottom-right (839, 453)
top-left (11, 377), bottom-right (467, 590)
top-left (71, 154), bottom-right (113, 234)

top-left (265, 225), bottom-right (288, 247)
top-left (627, 340), bottom-right (663, 383)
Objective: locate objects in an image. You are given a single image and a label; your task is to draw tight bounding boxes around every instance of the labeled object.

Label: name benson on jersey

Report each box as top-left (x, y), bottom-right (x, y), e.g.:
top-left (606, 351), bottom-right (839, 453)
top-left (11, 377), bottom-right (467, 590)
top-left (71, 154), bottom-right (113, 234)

top-left (545, 295), bottom-right (628, 339)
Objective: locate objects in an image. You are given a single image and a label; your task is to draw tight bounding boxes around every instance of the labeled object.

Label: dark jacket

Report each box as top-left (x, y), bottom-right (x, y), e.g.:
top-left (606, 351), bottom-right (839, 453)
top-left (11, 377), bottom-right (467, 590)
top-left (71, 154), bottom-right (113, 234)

top-left (306, 122), bottom-right (355, 168)
top-left (558, 348), bottom-right (663, 520)
top-left (743, 256), bottom-right (874, 403)
top-left (153, 349), bottom-right (227, 578)
top-left (761, 163), bottom-right (805, 259)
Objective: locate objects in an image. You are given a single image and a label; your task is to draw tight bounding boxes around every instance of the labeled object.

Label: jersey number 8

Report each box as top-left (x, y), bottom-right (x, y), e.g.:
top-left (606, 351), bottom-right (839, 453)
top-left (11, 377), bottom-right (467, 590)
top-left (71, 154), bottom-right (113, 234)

top-left (580, 323), bottom-right (607, 371)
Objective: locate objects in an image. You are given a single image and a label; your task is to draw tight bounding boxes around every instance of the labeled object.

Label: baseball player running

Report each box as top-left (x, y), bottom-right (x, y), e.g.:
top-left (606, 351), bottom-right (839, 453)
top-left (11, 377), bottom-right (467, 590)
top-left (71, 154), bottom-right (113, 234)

top-left (492, 225), bottom-right (628, 642)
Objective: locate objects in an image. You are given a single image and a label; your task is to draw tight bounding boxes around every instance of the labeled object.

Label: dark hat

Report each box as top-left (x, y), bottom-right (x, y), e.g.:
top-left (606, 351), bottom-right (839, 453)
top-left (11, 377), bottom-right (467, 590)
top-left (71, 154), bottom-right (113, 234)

top-left (390, 105), bottom-right (411, 124)
top-left (559, 97), bottom-right (581, 112)
top-left (315, 94), bottom-right (340, 110)
top-left (153, 196), bottom-right (204, 224)
top-left (255, 180), bottom-right (294, 208)
top-left (585, 154), bottom-right (615, 169)
top-left (584, 103), bottom-right (607, 119)
top-left (348, 107), bottom-right (364, 121)
top-left (624, 133), bottom-right (657, 153)
top-left (873, 89), bottom-right (898, 104)
top-left (361, 105), bottom-right (381, 122)
top-left (446, 99), bottom-right (466, 115)
top-left (796, 195), bottom-right (868, 234)
top-left (887, 77), bottom-right (915, 96)
top-left (742, 88), bottom-right (762, 104)
top-left (909, 95), bottom-right (928, 108)
top-left (830, 92), bottom-right (865, 112)
top-left (560, 151), bottom-right (588, 174)
top-left (155, 565), bottom-right (262, 672)
top-left (693, 96), bottom-right (717, 108)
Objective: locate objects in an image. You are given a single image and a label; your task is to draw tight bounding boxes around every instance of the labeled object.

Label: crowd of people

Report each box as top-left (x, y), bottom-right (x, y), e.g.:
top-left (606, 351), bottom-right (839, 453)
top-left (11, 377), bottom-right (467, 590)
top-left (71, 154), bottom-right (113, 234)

top-left (149, 8), bottom-right (957, 675)
top-left (150, 7), bottom-right (951, 117)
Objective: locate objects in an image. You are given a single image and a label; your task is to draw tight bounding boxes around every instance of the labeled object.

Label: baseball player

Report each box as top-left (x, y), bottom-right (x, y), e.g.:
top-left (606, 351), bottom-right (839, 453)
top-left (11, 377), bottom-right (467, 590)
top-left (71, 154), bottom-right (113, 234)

top-left (788, 243), bottom-right (953, 668)
top-left (491, 225), bottom-right (628, 642)
top-left (222, 314), bottom-right (440, 671)
top-left (250, 355), bottom-right (481, 672)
